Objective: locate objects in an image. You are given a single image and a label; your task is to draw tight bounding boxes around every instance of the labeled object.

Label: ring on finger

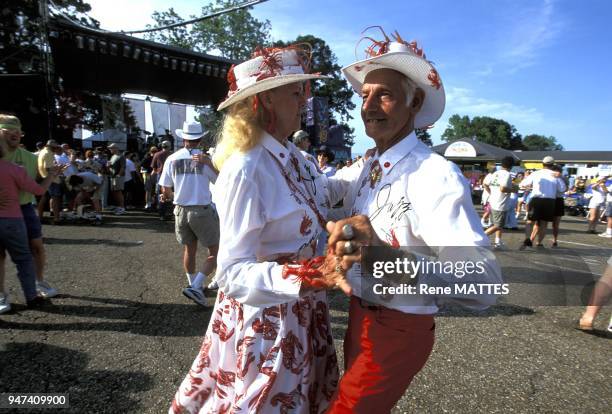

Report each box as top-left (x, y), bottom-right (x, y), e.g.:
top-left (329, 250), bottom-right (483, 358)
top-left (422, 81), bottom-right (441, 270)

top-left (335, 256), bottom-right (344, 274)
top-left (343, 240), bottom-right (355, 254)
top-left (341, 224), bottom-right (354, 240)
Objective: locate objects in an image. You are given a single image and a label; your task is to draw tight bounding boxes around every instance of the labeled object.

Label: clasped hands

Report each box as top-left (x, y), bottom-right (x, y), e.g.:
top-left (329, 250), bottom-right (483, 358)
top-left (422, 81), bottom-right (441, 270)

top-left (308, 215), bottom-right (384, 297)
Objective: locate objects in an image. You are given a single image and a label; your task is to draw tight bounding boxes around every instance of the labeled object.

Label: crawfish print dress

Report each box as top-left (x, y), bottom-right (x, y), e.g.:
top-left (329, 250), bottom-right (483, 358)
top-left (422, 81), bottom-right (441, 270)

top-left (170, 134), bottom-right (362, 414)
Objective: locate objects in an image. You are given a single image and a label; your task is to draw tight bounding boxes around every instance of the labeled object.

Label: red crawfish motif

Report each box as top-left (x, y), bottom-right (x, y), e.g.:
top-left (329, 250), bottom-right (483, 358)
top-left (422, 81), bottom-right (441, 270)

top-left (280, 331), bottom-right (305, 374)
top-left (184, 372), bottom-right (213, 407)
top-left (249, 348), bottom-right (279, 412)
top-left (282, 256), bottom-right (329, 288)
top-left (227, 64), bottom-right (238, 93)
top-left (270, 384), bottom-right (306, 414)
top-left (314, 301), bottom-right (331, 344)
top-left (209, 368), bottom-right (236, 399)
top-left (212, 319), bottom-right (235, 342)
top-left (290, 154), bottom-right (301, 181)
top-left (292, 297), bottom-right (313, 327)
top-left (428, 67), bottom-right (442, 90)
top-left (388, 228), bottom-right (400, 248)
top-left (192, 336), bottom-right (212, 373)
top-left (236, 336), bottom-right (256, 380)
top-left (299, 214), bottom-right (313, 236)
top-left (252, 306), bottom-right (282, 340)
top-left (357, 26), bottom-right (428, 60)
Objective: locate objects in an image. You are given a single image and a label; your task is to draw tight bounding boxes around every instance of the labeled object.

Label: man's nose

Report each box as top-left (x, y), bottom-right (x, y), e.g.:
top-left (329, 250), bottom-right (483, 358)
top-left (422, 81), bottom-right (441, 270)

top-left (362, 94), bottom-right (379, 113)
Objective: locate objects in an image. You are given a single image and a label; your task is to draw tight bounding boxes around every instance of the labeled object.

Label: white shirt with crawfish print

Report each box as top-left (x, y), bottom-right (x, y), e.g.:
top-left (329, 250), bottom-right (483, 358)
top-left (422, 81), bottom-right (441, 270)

top-left (344, 132), bottom-right (502, 314)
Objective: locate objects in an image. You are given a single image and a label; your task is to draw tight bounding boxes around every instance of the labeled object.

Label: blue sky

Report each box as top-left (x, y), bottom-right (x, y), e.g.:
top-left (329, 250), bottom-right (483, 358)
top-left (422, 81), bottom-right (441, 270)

top-left (87, 0), bottom-right (612, 154)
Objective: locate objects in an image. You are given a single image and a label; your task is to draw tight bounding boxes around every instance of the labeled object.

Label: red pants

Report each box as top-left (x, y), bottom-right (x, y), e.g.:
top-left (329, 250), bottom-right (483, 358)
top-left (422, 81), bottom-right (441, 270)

top-left (327, 296), bottom-right (435, 413)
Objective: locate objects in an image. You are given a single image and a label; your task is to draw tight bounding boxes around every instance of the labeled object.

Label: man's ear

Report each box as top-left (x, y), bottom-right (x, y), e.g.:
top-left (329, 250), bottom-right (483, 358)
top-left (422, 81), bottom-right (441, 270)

top-left (410, 87), bottom-right (425, 113)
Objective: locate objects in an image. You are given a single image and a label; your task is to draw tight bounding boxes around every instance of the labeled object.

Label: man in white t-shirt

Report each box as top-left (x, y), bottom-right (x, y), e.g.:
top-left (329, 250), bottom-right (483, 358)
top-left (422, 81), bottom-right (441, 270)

top-left (159, 121), bottom-right (219, 307)
top-left (483, 156), bottom-right (514, 248)
top-left (519, 156), bottom-right (566, 248)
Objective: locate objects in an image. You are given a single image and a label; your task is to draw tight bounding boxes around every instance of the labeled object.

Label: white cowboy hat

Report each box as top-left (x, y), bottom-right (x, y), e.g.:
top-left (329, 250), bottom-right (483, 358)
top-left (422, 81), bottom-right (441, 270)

top-left (342, 33), bottom-right (446, 129)
top-left (217, 47), bottom-right (330, 111)
top-left (175, 121), bottom-right (208, 140)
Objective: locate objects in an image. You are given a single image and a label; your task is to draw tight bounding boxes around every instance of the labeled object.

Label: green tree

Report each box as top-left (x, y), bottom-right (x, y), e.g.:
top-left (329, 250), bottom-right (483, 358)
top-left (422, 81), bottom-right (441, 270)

top-left (442, 114), bottom-right (523, 150)
top-left (146, 0), bottom-right (270, 60)
top-left (441, 114), bottom-right (472, 142)
top-left (522, 134), bottom-right (563, 150)
top-left (416, 128), bottom-right (433, 146)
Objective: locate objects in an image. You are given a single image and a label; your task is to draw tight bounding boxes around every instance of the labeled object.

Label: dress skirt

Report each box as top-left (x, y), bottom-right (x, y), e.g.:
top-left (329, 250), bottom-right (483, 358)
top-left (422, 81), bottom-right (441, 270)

top-left (170, 290), bottom-right (339, 414)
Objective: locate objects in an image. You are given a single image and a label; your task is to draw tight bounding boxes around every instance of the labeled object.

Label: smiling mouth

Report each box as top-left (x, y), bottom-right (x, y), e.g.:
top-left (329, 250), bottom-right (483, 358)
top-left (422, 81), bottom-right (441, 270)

top-left (366, 119), bottom-right (386, 125)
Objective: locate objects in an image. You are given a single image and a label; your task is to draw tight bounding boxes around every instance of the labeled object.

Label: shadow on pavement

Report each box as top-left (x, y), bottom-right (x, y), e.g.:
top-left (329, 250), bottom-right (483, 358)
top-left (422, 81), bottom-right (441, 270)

top-left (0, 342), bottom-right (153, 412)
top-left (44, 238), bottom-right (146, 247)
top-left (0, 294), bottom-right (213, 337)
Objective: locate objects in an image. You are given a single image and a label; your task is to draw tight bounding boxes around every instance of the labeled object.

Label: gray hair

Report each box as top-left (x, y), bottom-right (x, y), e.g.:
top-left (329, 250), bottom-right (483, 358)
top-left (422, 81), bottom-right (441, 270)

top-left (401, 76), bottom-right (418, 107)
top-left (292, 130), bottom-right (310, 145)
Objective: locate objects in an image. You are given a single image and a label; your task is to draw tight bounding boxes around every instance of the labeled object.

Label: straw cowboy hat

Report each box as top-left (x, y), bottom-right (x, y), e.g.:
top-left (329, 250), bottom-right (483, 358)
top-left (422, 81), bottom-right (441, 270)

top-left (342, 28), bottom-right (446, 129)
top-left (175, 120), bottom-right (209, 140)
top-left (217, 46), bottom-right (330, 111)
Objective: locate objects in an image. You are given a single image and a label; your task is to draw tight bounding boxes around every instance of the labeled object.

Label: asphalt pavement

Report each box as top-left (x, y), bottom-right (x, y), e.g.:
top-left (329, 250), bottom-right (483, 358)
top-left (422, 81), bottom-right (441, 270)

top-left (1, 210), bottom-right (610, 413)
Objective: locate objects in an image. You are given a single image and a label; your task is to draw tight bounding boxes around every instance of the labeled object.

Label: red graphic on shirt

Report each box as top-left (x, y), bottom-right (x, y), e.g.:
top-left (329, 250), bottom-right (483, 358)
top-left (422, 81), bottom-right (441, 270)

top-left (388, 228), bottom-right (400, 248)
top-left (212, 319), bottom-right (235, 342)
top-left (299, 214), bottom-right (312, 236)
top-left (270, 384), bottom-right (306, 414)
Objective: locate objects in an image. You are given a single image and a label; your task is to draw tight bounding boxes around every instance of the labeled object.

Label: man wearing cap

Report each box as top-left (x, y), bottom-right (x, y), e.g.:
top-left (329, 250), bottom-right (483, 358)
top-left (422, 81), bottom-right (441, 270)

top-left (37, 139), bottom-right (63, 224)
top-left (519, 156), bottom-right (566, 248)
top-left (324, 30), bottom-right (502, 412)
top-left (0, 114), bottom-right (58, 298)
top-left (107, 143), bottom-right (126, 215)
top-left (316, 145), bottom-right (336, 177)
top-left (151, 140), bottom-right (172, 220)
top-left (292, 129), bottom-right (320, 172)
top-left (159, 121), bottom-right (219, 307)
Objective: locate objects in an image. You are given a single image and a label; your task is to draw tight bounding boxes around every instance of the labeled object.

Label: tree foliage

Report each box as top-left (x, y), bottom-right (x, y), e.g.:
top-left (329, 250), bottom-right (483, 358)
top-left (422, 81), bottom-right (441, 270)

top-left (522, 134), bottom-right (563, 150)
top-left (145, 0), bottom-right (270, 60)
top-left (415, 128), bottom-right (433, 147)
top-left (441, 115), bottom-right (523, 150)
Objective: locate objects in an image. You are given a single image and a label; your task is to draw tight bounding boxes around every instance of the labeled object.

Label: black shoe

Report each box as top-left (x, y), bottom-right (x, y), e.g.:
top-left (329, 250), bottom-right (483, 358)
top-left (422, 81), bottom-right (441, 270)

top-left (519, 239), bottom-right (532, 250)
top-left (552, 241), bottom-right (558, 247)
top-left (26, 296), bottom-right (48, 309)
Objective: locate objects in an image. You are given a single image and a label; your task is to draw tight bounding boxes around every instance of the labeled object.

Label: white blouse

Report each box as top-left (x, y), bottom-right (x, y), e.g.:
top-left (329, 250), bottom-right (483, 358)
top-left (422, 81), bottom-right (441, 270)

top-left (212, 132), bottom-right (361, 307)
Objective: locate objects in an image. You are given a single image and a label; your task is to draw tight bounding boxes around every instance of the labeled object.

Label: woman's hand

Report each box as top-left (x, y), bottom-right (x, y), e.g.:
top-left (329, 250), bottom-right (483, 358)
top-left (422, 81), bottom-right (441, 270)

top-left (326, 215), bottom-right (384, 272)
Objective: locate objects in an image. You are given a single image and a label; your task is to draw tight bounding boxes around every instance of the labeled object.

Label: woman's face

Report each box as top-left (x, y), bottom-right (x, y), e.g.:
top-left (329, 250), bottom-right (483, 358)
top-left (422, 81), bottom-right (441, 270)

top-left (263, 82), bottom-right (306, 139)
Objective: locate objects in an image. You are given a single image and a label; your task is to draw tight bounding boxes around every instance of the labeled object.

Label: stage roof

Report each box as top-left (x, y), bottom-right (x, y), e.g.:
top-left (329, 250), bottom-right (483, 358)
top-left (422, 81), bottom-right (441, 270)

top-left (48, 16), bottom-right (236, 106)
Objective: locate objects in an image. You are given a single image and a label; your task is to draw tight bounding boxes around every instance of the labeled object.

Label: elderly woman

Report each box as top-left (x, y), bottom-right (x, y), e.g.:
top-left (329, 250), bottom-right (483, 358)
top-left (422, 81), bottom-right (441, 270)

top-left (170, 46), bottom-right (357, 414)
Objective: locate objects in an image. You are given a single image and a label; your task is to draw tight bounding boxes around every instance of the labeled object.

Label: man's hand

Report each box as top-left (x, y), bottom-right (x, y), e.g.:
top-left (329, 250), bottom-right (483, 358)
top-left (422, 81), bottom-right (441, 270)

top-left (48, 164), bottom-right (68, 177)
top-left (326, 215), bottom-right (384, 271)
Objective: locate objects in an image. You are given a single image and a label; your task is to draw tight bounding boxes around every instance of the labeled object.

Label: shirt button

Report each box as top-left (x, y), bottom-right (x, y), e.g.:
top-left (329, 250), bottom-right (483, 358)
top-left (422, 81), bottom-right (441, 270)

top-left (279, 153), bottom-right (285, 158)
top-left (384, 161), bottom-right (391, 168)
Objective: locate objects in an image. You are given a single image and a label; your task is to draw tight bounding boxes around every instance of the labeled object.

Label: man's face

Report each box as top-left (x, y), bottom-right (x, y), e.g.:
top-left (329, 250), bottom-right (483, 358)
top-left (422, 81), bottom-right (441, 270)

top-left (0, 128), bottom-right (22, 150)
top-left (361, 69), bottom-right (421, 150)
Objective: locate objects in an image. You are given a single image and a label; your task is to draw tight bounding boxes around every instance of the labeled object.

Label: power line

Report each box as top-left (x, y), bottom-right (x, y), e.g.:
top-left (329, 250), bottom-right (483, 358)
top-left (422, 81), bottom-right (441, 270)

top-left (111, 0), bottom-right (269, 35)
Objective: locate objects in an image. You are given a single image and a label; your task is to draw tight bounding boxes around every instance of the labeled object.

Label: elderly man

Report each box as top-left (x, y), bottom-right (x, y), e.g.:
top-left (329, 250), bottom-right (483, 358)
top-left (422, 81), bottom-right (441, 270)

top-left (324, 31), bottom-right (502, 412)
top-left (0, 114), bottom-right (58, 298)
top-left (159, 121), bottom-right (219, 306)
top-left (292, 129), bottom-right (320, 172)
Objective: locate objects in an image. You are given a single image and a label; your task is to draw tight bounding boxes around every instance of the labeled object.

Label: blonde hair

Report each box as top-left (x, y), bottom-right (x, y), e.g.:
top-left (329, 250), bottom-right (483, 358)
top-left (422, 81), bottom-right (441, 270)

top-left (213, 96), bottom-right (266, 170)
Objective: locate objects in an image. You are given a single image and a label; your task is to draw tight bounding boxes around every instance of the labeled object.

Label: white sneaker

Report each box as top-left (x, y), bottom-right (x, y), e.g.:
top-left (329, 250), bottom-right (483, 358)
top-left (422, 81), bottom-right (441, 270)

top-left (493, 242), bottom-right (504, 250)
top-left (36, 280), bottom-right (59, 298)
top-left (114, 207), bottom-right (126, 215)
top-left (0, 292), bottom-right (11, 314)
top-left (598, 232), bottom-right (612, 238)
top-left (182, 287), bottom-right (208, 307)
top-left (206, 280), bottom-right (219, 290)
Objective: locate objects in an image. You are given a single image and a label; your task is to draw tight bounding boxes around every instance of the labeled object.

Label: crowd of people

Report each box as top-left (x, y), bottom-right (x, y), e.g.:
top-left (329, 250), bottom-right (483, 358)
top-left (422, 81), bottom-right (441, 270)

top-left (478, 156), bottom-right (611, 249)
top-left (1, 27), bottom-right (610, 414)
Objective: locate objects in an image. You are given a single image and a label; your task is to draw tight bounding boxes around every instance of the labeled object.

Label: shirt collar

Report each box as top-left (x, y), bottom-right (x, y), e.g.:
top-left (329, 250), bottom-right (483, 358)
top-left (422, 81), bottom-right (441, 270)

top-left (261, 132), bottom-right (290, 166)
top-left (376, 131), bottom-right (419, 175)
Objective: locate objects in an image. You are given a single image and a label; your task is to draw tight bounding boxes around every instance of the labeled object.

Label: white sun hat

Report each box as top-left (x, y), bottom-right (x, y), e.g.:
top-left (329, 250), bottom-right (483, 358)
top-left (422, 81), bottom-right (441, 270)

top-left (217, 46), bottom-right (330, 111)
top-left (175, 120), bottom-right (208, 140)
top-left (342, 28), bottom-right (446, 129)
